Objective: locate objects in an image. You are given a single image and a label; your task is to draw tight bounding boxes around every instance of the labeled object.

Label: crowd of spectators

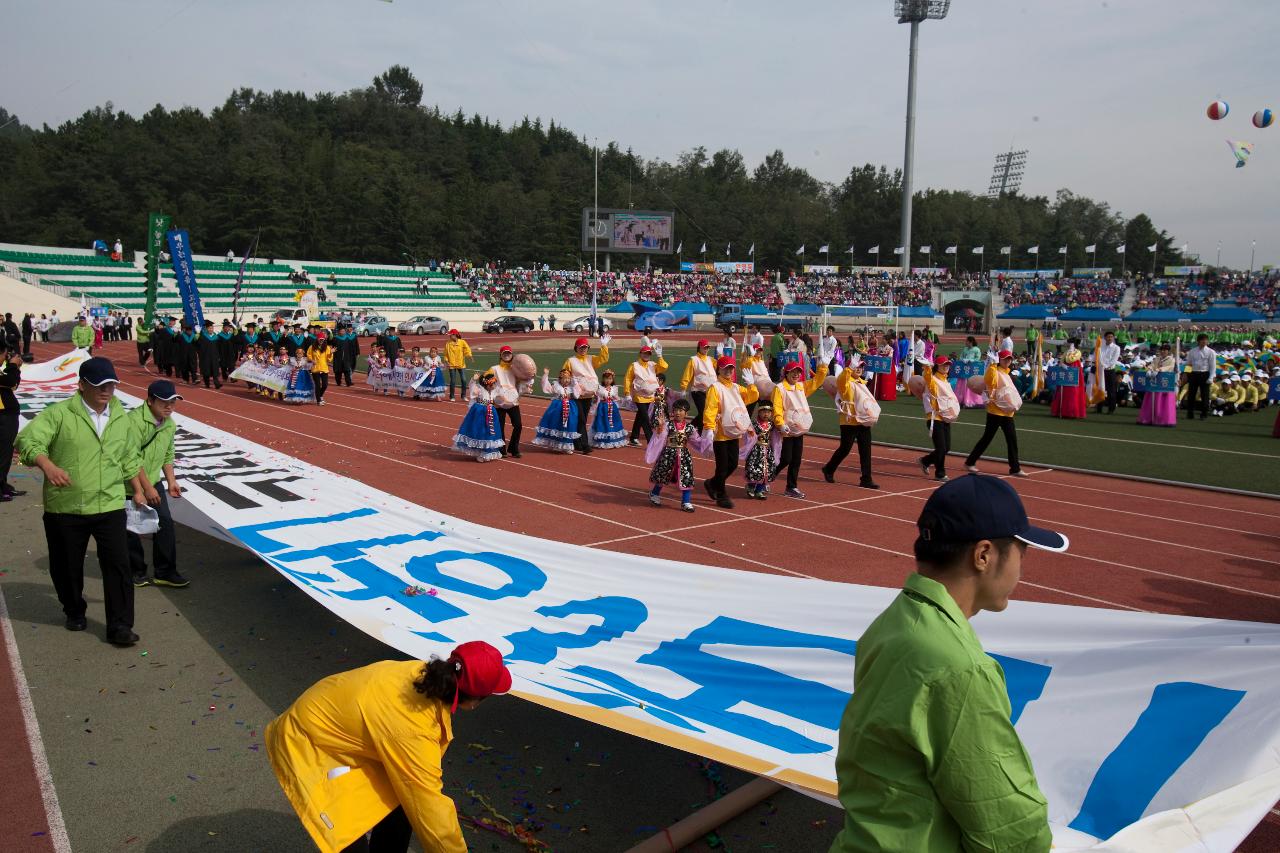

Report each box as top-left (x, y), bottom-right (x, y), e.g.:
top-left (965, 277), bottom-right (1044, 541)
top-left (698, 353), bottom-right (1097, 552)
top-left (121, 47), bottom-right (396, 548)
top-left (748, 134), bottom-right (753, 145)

top-left (1134, 272), bottom-right (1280, 316)
top-left (465, 267), bottom-right (629, 307)
top-left (1000, 276), bottom-right (1126, 311)
top-left (785, 274), bottom-right (931, 307)
top-left (628, 273), bottom-right (782, 307)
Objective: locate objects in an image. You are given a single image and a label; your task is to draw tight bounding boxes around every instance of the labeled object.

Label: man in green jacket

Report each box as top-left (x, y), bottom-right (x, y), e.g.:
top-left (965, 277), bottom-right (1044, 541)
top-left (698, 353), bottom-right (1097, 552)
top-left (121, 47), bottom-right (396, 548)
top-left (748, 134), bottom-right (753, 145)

top-left (135, 320), bottom-right (153, 369)
top-left (126, 379), bottom-right (188, 589)
top-left (17, 357), bottom-right (147, 645)
top-left (71, 315), bottom-right (95, 353)
top-left (830, 474), bottom-right (1068, 853)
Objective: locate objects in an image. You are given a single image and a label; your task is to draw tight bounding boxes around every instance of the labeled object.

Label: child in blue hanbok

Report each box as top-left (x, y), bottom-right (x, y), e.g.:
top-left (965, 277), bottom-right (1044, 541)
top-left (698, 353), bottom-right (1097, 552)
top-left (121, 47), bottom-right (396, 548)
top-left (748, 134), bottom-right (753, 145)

top-left (452, 371), bottom-right (506, 462)
top-left (533, 368), bottom-right (581, 453)
top-left (590, 369), bottom-right (628, 449)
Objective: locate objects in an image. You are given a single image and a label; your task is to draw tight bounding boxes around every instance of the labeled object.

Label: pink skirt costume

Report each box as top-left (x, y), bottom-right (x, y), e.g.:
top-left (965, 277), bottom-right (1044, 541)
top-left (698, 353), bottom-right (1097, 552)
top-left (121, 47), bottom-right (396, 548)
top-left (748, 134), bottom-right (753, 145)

top-left (1138, 389), bottom-right (1177, 427)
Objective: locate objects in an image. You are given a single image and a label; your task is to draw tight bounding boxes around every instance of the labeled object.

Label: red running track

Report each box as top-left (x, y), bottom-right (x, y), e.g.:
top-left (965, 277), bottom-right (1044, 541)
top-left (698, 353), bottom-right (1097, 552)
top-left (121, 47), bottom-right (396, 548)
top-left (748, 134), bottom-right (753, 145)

top-left (14, 339), bottom-right (1280, 848)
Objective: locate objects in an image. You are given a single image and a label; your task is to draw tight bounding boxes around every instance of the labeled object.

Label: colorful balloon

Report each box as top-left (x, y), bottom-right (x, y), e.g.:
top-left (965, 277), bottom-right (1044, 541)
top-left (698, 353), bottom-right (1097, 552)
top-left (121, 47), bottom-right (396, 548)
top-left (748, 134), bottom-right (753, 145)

top-left (1253, 109), bottom-right (1274, 129)
top-left (1207, 100), bottom-right (1229, 120)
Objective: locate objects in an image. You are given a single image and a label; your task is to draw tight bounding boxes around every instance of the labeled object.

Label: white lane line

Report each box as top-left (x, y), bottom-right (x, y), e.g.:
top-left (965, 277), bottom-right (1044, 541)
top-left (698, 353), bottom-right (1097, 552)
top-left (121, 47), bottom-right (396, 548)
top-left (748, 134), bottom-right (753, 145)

top-left (0, 587), bottom-right (73, 853)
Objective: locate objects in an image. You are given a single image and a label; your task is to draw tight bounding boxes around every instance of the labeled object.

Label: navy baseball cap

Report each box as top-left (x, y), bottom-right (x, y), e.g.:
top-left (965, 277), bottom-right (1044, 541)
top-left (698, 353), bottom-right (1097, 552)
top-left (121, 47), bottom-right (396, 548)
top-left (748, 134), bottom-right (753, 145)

top-left (147, 379), bottom-right (183, 401)
top-left (917, 474), bottom-right (1068, 552)
top-left (78, 357), bottom-right (119, 386)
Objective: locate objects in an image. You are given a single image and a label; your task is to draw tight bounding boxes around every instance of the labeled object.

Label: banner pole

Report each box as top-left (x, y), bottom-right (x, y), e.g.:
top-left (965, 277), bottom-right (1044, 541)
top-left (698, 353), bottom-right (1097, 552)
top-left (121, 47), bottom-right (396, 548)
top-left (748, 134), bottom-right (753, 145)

top-left (625, 778), bottom-right (782, 853)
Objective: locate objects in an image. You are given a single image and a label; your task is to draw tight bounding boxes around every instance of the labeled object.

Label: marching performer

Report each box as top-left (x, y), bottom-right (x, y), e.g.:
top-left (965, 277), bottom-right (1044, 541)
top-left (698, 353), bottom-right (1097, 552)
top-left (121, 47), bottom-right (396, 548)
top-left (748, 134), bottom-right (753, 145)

top-left (964, 349), bottom-right (1026, 477)
top-left (822, 355), bottom-right (880, 489)
top-left (645, 398), bottom-right (707, 512)
top-left (702, 355), bottom-right (759, 508)
top-left (918, 355), bottom-right (960, 482)
top-left (624, 345), bottom-right (668, 446)
top-left (562, 336), bottom-right (609, 453)
top-left (533, 368), bottom-right (582, 454)
top-left (451, 370), bottom-right (505, 462)
top-left (770, 359), bottom-right (829, 499)
top-left (742, 401), bottom-right (777, 500)
top-left (680, 339), bottom-right (717, 425)
top-left (590, 369), bottom-right (628, 449)
top-left (490, 346), bottom-right (534, 457)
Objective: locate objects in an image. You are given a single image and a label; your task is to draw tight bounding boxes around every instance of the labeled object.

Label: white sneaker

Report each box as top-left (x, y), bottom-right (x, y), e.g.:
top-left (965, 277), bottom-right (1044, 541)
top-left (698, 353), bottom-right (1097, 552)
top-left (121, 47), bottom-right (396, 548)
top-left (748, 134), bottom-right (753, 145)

top-left (965, 465), bottom-right (980, 473)
top-left (1011, 470), bottom-right (1030, 478)
top-left (681, 502), bottom-right (695, 512)
top-left (648, 494), bottom-right (661, 506)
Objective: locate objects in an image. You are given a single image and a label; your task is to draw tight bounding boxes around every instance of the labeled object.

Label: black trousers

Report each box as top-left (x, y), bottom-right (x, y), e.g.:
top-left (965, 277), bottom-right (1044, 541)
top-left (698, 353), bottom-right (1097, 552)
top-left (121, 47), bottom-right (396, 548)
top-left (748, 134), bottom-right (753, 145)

top-left (630, 401), bottom-right (653, 442)
top-left (775, 434), bottom-right (805, 490)
top-left (965, 413), bottom-right (1021, 473)
top-left (574, 398), bottom-right (592, 451)
top-left (335, 361), bottom-right (353, 386)
top-left (689, 390), bottom-right (707, 426)
top-left (339, 806), bottom-right (412, 853)
top-left (826, 425), bottom-right (872, 481)
top-left (201, 366), bottom-right (221, 387)
top-left (1185, 372), bottom-right (1210, 418)
top-left (22, 333), bottom-right (32, 356)
top-left (136, 340), bottom-right (152, 367)
top-left (498, 406), bottom-right (522, 452)
top-left (921, 420), bottom-right (951, 478)
top-left (312, 371), bottom-right (329, 402)
top-left (1096, 370), bottom-right (1120, 413)
top-left (0, 414), bottom-right (17, 488)
top-left (43, 509), bottom-right (134, 631)
top-left (127, 490), bottom-right (176, 579)
top-left (705, 438), bottom-right (740, 496)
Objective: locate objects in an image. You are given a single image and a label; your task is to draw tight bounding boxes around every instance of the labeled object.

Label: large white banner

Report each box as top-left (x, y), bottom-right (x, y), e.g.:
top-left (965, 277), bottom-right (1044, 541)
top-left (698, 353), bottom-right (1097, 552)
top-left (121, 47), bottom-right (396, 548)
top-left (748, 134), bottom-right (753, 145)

top-left (16, 352), bottom-right (1280, 851)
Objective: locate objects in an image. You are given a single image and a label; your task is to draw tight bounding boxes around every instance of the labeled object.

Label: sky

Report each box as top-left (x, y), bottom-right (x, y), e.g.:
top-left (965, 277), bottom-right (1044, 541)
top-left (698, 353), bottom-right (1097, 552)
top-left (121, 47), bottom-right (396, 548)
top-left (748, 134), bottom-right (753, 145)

top-left (2, 0), bottom-right (1277, 268)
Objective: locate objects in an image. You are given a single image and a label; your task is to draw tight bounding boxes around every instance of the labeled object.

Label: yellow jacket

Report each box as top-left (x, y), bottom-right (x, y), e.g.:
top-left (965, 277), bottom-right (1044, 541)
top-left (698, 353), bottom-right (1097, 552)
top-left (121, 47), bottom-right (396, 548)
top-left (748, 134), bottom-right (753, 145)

top-left (443, 339), bottom-right (472, 369)
top-left (985, 363), bottom-right (1017, 418)
top-left (561, 347), bottom-right (610, 398)
top-left (770, 365), bottom-right (828, 428)
top-left (680, 353), bottom-right (716, 391)
top-left (265, 660), bottom-right (465, 853)
top-left (833, 368), bottom-right (872, 427)
top-left (703, 377), bottom-right (760, 440)
top-left (305, 346), bottom-right (332, 373)
top-left (623, 357), bottom-right (668, 403)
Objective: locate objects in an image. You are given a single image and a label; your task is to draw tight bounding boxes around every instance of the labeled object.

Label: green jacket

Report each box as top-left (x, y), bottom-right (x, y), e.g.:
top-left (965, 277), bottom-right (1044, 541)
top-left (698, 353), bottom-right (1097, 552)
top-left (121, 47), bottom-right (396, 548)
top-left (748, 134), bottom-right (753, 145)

top-left (71, 323), bottom-right (95, 348)
top-left (124, 403), bottom-right (175, 485)
top-left (17, 394), bottom-right (143, 515)
top-left (830, 573), bottom-right (1051, 853)
top-left (135, 325), bottom-right (152, 345)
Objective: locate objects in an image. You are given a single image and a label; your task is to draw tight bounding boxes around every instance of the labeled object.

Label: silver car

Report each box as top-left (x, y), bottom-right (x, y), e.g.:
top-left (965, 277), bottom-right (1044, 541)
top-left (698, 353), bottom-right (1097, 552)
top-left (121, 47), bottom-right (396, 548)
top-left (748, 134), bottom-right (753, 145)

top-left (396, 315), bottom-right (449, 335)
top-left (561, 315), bottom-right (613, 333)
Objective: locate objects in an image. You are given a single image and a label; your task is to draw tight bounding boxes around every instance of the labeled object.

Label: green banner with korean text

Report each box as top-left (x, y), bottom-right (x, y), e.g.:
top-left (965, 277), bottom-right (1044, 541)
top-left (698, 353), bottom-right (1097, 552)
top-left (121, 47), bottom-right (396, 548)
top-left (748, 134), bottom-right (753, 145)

top-left (143, 212), bottom-right (171, 327)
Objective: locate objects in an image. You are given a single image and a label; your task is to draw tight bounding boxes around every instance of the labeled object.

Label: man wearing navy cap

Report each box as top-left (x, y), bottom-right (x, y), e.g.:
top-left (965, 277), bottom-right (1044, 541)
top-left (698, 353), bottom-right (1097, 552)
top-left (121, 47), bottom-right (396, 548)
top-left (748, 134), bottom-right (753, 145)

top-left (125, 380), bottom-right (188, 589)
top-left (830, 475), bottom-right (1067, 853)
top-left (16, 357), bottom-right (146, 645)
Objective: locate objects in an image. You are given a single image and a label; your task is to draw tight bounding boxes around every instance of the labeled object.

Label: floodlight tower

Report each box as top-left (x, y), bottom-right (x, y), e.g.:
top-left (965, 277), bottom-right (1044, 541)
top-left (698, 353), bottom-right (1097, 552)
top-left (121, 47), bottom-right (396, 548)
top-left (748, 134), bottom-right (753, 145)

top-left (987, 149), bottom-right (1028, 198)
top-left (895, 0), bottom-right (951, 275)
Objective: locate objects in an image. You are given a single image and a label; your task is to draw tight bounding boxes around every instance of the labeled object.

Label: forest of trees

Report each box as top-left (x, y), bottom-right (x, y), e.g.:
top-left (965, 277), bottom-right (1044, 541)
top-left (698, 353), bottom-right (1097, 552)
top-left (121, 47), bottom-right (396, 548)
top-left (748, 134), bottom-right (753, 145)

top-left (0, 66), bottom-right (1180, 275)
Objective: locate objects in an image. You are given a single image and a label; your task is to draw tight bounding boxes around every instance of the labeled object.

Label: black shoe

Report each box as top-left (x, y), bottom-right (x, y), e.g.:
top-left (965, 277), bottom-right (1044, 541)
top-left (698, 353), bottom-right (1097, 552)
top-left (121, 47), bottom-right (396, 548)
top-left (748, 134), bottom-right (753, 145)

top-left (0, 494), bottom-right (11, 503)
top-left (920, 458), bottom-right (931, 476)
top-left (704, 480), bottom-right (719, 501)
top-left (107, 629), bottom-right (139, 646)
top-left (132, 574), bottom-right (151, 588)
top-left (821, 466), bottom-right (835, 484)
top-left (500, 448), bottom-right (508, 458)
top-left (65, 616), bottom-right (87, 632)
top-left (508, 450), bottom-right (522, 459)
top-left (716, 496), bottom-right (735, 509)
top-left (153, 572), bottom-right (190, 589)
top-left (582, 446), bottom-right (593, 454)
top-left (3, 487), bottom-right (26, 497)
top-left (859, 479), bottom-right (881, 490)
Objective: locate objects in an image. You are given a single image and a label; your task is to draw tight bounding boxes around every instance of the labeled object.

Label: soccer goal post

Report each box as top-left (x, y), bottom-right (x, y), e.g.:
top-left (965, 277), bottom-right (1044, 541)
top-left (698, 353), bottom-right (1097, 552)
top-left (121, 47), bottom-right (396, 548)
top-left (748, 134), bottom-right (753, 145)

top-left (818, 304), bottom-right (899, 338)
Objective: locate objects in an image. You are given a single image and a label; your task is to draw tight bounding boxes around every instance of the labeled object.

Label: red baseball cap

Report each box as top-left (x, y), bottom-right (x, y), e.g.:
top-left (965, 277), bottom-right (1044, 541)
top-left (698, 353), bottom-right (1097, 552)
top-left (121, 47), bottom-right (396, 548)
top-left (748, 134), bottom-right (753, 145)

top-left (574, 337), bottom-right (589, 349)
top-left (448, 641), bottom-right (512, 712)
top-left (716, 355), bottom-right (736, 371)
top-left (933, 355), bottom-right (951, 367)
top-left (998, 349), bottom-right (1013, 360)
top-left (449, 329), bottom-right (460, 336)
top-left (784, 361), bottom-right (804, 375)
top-left (639, 345), bottom-right (653, 354)
top-left (696, 339), bottom-right (710, 350)
top-left (499, 345), bottom-right (512, 354)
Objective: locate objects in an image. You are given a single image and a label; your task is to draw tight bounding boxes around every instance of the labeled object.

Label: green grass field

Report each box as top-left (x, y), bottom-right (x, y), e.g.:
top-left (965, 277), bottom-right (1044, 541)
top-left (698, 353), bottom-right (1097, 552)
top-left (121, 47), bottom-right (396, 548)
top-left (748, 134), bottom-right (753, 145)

top-left (361, 345), bottom-right (1280, 495)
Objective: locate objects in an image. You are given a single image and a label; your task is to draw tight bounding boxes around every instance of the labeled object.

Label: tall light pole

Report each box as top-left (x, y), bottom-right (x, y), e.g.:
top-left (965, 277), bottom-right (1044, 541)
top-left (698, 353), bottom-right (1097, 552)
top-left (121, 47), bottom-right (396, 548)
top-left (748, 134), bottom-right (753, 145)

top-left (895, 1), bottom-right (951, 275)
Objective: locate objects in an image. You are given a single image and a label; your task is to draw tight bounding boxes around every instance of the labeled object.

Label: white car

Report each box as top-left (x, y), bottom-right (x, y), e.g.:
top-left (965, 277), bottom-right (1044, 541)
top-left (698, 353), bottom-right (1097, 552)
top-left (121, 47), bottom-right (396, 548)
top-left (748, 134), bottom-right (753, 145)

top-left (561, 315), bottom-right (613, 333)
top-left (397, 315), bottom-right (449, 335)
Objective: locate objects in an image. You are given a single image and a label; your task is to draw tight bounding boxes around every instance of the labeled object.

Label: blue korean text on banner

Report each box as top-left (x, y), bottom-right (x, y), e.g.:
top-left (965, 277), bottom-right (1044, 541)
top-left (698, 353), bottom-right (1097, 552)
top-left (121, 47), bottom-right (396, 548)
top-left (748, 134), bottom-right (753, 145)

top-left (1133, 372), bottom-right (1178, 394)
top-left (166, 229), bottom-right (205, 329)
top-left (89, 306), bottom-right (109, 318)
top-left (864, 354), bottom-right (894, 374)
top-left (1047, 365), bottom-right (1080, 387)
top-left (949, 360), bottom-right (985, 381)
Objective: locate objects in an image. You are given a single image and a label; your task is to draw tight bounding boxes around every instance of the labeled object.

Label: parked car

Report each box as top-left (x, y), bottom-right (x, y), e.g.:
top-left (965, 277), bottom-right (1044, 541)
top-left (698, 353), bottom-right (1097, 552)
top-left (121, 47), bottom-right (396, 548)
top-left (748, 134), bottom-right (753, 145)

top-left (482, 315), bottom-right (535, 333)
top-left (355, 315), bottom-right (390, 337)
top-left (561, 315), bottom-right (613, 333)
top-left (397, 315), bottom-right (449, 335)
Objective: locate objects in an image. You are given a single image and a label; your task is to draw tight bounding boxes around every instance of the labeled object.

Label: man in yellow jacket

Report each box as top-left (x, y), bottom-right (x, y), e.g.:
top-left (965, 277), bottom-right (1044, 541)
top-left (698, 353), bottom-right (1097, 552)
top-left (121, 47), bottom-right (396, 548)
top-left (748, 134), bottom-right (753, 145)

top-left (624, 344), bottom-right (668, 446)
top-left (443, 329), bottom-right (472, 401)
top-left (562, 335), bottom-right (609, 453)
top-left (770, 359), bottom-right (828, 498)
top-left (702, 355), bottom-right (760, 508)
top-left (267, 642), bottom-right (512, 853)
top-left (822, 357), bottom-right (879, 489)
top-left (964, 349), bottom-right (1026, 476)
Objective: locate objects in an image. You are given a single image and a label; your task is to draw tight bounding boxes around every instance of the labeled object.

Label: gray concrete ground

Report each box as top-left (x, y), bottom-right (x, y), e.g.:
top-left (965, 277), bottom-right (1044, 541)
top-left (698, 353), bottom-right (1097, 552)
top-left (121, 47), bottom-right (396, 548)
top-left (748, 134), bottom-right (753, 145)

top-left (0, 469), bottom-right (840, 853)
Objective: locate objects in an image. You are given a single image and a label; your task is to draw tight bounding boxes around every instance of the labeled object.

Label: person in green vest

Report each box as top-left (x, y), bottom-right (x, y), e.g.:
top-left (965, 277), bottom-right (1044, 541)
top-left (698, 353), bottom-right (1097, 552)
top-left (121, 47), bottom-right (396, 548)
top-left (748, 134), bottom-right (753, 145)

top-left (768, 325), bottom-right (786, 381)
top-left (16, 357), bottom-right (146, 645)
top-left (1025, 323), bottom-right (1039, 357)
top-left (71, 315), bottom-right (95, 353)
top-left (135, 318), bottom-right (153, 368)
top-left (830, 475), bottom-right (1067, 853)
top-left (126, 379), bottom-right (188, 589)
